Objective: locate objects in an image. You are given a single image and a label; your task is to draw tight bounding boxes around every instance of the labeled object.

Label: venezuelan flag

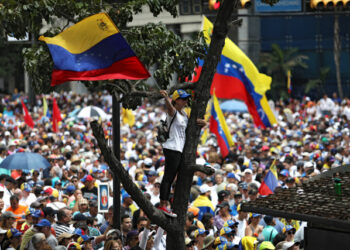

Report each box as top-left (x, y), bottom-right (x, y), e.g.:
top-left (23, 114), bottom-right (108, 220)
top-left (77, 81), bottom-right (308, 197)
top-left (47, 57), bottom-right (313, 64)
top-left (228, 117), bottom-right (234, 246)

top-left (192, 17), bottom-right (276, 128)
top-left (39, 13), bottom-right (150, 86)
top-left (258, 160), bottom-right (279, 195)
top-left (209, 92), bottom-right (234, 157)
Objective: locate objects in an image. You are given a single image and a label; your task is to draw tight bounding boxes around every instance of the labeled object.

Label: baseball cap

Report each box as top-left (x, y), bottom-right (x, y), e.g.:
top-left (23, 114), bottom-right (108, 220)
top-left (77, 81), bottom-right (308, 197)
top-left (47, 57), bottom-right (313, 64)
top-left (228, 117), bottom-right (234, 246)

top-left (217, 190), bottom-right (230, 201)
top-left (65, 185), bottom-right (76, 194)
top-left (282, 241), bottom-right (300, 250)
top-left (77, 235), bottom-right (92, 244)
top-left (71, 213), bottom-right (87, 224)
top-left (227, 172), bottom-right (240, 181)
top-left (188, 207), bottom-right (200, 217)
top-left (67, 242), bottom-right (82, 250)
top-left (2, 212), bottom-right (16, 219)
top-left (252, 213), bottom-right (261, 218)
top-left (219, 227), bottom-right (233, 236)
top-left (223, 219), bottom-right (239, 228)
top-left (172, 89), bottom-right (191, 101)
top-left (126, 230), bottom-right (139, 239)
top-left (193, 228), bottom-right (208, 238)
top-left (214, 236), bottom-right (228, 246)
top-left (35, 219), bottom-right (51, 227)
top-left (74, 228), bottom-right (87, 237)
top-left (200, 184), bottom-right (211, 194)
top-left (259, 241), bottom-right (275, 250)
top-left (217, 201), bottom-right (232, 212)
top-left (81, 175), bottom-right (93, 182)
top-left (58, 232), bottom-right (74, 243)
top-left (7, 229), bottom-right (22, 239)
top-left (282, 225), bottom-right (296, 233)
top-left (243, 169), bottom-right (253, 175)
top-left (280, 169), bottom-right (289, 177)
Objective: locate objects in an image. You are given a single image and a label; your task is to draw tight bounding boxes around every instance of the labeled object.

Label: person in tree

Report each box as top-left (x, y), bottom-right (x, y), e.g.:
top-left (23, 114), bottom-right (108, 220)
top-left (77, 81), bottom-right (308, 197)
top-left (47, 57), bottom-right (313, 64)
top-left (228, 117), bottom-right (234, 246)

top-left (158, 89), bottom-right (207, 217)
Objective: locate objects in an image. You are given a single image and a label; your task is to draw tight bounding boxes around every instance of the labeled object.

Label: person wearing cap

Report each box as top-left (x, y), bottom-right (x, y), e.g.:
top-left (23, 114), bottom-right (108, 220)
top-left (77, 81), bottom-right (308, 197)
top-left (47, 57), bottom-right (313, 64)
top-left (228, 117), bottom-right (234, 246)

top-left (242, 169), bottom-right (261, 189)
top-left (193, 228), bottom-right (208, 250)
top-left (20, 184), bottom-right (36, 207)
top-left (262, 216), bottom-right (278, 242)
top-left (187, 207), bottom-right (205, 230)
top-left (20, 208), bottom-right (41, 234)
top-left (57, 232), bottom-right (74, 247)
top-left (158, 89), bottom-right (206, 218)
top-left (214, 201), bottom-right (233, 231)
top-left (192, 184), bottom-right (215, 220)
top-left (245, 214), bottom-right (263, 238)
top-left (124, 229), bottom-right (139, 249)
top-left (1, 212), bottom-right (16, 230)
top-left (282, 225), bottom-right (296, 243)
top-left (81, 175), bottom-right (97, 198)
top-left (35, 219), bottom-right (58, 249)
top-left (83, 200), bottom-right (104, 227)
top-left (6, 228), bottom-right (22, 250)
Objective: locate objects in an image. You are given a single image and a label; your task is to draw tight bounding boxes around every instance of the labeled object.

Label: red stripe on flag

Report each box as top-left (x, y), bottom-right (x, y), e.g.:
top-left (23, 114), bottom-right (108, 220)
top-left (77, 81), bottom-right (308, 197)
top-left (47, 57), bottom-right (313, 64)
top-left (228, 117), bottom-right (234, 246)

top-left (51, 57), bottom-right (151, 86)
top-left (209, 116), bottom-right (229, 157)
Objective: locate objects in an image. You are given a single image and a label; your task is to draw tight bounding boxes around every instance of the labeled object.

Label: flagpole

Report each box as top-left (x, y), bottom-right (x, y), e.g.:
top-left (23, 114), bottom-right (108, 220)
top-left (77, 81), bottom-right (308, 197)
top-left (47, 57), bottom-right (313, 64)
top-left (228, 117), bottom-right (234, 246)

top-left (112, 95), bottom-right (121, 230)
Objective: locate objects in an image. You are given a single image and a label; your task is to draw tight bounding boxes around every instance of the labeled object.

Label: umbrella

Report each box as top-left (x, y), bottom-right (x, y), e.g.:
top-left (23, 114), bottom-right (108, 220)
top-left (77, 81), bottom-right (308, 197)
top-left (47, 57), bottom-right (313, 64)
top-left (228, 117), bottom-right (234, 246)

top-left (220, 99), bottom-right (248, 113)
top-left (0, 152), bottom-right (50, 170)
top-left (76, 106), bottom-right (111, 120)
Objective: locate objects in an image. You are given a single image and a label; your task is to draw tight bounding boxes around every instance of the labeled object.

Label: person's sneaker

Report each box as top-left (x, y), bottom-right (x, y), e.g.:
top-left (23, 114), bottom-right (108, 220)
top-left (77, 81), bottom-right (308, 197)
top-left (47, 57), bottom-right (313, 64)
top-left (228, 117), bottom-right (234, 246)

top-left (158, 206), bottom-right (177, 218)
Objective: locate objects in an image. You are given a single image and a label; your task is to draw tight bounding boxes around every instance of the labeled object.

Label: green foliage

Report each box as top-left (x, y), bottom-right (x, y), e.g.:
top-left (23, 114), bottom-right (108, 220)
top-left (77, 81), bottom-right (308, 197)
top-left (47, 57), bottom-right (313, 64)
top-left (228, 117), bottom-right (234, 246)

top-left (0, 37), bottom-right (24, 79)
top-left (305, 67), bottom-right (330, 94)
top-left (125, 23), bottom-right (207, 89)
top-left (260, 43), bottom-right (308, 100)
top-left (0, 0), bottom-right (192, 99)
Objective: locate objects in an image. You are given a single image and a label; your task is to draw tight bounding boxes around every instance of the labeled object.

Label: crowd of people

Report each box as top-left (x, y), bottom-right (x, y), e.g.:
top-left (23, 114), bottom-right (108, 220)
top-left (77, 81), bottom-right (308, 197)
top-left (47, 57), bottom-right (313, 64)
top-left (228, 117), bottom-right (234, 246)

top-left (0, 90), bottom-right (347, 250)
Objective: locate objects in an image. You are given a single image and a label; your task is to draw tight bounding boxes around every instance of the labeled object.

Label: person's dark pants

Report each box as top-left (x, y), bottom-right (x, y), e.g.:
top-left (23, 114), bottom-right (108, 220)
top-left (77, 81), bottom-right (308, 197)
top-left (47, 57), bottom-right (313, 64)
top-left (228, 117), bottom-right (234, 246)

top-left (160, 148), bottom-right (182, 201)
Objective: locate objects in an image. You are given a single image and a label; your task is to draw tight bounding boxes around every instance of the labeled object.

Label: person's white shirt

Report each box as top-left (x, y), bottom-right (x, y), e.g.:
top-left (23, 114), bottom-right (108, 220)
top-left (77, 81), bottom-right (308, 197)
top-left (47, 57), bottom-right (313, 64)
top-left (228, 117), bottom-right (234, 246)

top-left (162, 111), bottom-right (188, 153)
top-left (234, 215), bottom-right (247, 239)
top-left (20, 193), bottom-right (37, 207)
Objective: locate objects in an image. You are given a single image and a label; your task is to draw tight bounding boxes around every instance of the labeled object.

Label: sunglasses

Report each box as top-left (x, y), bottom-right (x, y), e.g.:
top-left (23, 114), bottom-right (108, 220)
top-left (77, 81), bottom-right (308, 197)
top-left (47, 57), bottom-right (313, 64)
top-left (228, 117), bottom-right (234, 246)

top-left (287, 231), bottom-right (295, 235)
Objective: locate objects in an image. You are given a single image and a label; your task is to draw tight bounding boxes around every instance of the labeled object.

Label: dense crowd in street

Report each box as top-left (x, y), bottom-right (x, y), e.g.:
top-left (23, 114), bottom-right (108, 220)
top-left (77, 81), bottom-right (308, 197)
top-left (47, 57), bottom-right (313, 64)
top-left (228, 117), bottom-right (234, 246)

top-left (0, 90), bottom-right (348, 250)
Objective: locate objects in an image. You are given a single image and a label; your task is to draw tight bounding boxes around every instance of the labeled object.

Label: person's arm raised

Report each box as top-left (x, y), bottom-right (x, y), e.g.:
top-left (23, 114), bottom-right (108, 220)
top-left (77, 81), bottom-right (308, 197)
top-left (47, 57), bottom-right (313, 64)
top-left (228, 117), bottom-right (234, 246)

top-left (160, 90), bottom-right (176, 117)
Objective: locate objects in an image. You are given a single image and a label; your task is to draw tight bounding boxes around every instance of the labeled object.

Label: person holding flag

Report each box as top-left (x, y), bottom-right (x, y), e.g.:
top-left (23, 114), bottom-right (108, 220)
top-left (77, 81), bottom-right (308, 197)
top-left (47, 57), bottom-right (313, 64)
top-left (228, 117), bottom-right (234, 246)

top-left (158, 89), bottom-right (207, 217)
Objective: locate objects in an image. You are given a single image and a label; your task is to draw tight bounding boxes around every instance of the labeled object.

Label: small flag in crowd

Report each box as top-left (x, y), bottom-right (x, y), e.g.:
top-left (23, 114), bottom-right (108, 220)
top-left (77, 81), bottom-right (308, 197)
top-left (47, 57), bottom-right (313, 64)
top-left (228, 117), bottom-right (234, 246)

top-left (39, 13), bottom-right (150, 86)
top-left (52, 98), bottom-right (62, 133)
top-left (258, 160), bottom-right (279, 195)
top-left (287, 70), bottom-right (292, 94)
top-left (43, 96), bottom-right (48, 117)
top-left (122, 108), bottom-right (135, 127)
top-left (209, 91), bottom-right (234, 158)
top-left (21, 100), bottom-right (34, 128)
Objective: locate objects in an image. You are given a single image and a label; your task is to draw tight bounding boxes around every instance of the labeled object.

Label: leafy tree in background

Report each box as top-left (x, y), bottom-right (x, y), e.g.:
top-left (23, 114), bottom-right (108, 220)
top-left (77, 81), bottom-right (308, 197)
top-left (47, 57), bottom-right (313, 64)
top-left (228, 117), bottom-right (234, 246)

top-left (260, 43), bottom-right (309, 100)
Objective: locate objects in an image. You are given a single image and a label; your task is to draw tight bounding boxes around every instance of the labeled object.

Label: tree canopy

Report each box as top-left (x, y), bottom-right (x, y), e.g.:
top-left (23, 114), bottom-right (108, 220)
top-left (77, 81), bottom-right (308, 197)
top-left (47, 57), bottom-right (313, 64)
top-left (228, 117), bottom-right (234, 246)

top-left (0, 0), bottom-right (206, 97)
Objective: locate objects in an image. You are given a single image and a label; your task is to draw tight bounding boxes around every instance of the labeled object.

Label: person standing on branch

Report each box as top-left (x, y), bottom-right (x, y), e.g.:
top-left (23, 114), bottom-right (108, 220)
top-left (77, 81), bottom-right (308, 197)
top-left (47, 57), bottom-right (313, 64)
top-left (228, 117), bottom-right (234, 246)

top-left (158, 89), bottom-right (207, 217)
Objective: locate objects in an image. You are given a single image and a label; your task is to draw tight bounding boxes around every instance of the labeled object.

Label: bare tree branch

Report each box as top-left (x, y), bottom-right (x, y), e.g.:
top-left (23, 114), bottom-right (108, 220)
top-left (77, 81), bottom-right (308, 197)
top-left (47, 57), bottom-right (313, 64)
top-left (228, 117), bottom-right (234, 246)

top-left (90, 121), bottom-right (176, 233)
top-left (119, 82), bottom-right (196, 99)
top-left (191, 164), bottom-right (216, 175)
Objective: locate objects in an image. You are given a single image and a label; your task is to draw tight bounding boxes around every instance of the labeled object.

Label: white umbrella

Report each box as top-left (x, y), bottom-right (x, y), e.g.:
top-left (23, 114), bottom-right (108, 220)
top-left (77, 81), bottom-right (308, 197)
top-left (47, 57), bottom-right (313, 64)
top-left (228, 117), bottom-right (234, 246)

top-left (76, 106), bottom-right (111, 120)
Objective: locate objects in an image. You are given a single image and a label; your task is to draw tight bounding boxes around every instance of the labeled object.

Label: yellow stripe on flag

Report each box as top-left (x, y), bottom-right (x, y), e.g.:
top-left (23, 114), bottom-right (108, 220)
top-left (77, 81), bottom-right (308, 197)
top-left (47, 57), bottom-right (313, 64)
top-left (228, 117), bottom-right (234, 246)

top-left (212, 92), bottom-right (234, 147)
top-left (39, 13), bottom-right (119, 54)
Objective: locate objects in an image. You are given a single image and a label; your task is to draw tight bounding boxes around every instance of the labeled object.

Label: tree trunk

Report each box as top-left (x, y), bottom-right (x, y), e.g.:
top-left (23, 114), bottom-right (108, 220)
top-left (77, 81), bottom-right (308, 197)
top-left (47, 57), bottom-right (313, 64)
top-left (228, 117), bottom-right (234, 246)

top-left (91, 0), bottom-right (238, 248)
top-left (334, 14), bottom-right (343, 99)
top-left (168, 0), bottom-right (239, 249)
